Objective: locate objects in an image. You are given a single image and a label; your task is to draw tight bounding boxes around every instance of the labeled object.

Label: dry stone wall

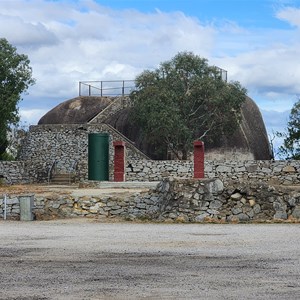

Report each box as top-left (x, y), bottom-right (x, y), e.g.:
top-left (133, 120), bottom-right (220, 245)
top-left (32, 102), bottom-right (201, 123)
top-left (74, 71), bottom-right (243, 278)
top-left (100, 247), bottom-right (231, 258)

top-left (0, 161), bottom-right (28, 184)
top-left (0, 123), bottom-right (299, 185)
top-left (18, 124), bottom-right (147, 182)
top-left (149, 178), bottom-right (300, 222)
top-left (1, 178), bottom-right (300, 222)
top-left (126, 159), bottom-right (300, 185)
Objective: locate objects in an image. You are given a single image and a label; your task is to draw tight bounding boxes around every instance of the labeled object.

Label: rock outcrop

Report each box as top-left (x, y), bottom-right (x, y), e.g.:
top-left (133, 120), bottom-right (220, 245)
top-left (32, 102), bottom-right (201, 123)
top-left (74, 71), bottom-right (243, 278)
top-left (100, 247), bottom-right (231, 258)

top-left (38, 96), bottom-right (112, 124)
top-left (38, 95), bottom-right (272, 160)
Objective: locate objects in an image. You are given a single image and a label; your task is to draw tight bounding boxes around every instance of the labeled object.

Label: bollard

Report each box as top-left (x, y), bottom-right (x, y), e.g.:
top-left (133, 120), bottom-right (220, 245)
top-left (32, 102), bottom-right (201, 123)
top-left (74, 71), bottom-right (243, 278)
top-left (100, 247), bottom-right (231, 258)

top-left (19, 195), bottom-right (34, 221)
top-left (113, 141), bottom-right (126, 182)
top-left (194, 140), bottom-right (205, 179)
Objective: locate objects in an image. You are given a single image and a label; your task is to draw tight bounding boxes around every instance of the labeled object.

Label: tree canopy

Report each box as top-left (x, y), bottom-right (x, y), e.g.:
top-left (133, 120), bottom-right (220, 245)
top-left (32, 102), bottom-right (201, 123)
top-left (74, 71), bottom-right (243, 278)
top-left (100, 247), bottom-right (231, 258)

top-left (0, 38), bottom-right (35, 159)
top-left (130, 51), bottom-right (247, 159)
top-left (277, 98), bottom-right (300, 159)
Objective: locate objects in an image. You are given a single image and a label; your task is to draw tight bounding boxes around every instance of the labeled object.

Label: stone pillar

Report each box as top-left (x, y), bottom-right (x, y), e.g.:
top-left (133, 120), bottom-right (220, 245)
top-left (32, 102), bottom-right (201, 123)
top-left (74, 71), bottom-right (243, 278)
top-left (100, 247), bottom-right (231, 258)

top-left (113, 141), bottom-right (126, 182)
top-left (194, 141), bottom-right (204, 179)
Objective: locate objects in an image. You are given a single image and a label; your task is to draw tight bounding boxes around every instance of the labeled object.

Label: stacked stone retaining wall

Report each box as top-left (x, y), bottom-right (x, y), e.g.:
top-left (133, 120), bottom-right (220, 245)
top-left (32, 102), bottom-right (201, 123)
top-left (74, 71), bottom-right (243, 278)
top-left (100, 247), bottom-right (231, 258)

top-left (18, 124), bottom-right (147, 182)
top-left (1, 178), bottom-right (300, 222)
top-left (1, 159), bottom-right (300, 185)
top-left (3, 123), bottom-right (296, 184)
top-left (126, 160), bottom-right (300, 185)
top-left (0, 161), bottom-right (28, 184)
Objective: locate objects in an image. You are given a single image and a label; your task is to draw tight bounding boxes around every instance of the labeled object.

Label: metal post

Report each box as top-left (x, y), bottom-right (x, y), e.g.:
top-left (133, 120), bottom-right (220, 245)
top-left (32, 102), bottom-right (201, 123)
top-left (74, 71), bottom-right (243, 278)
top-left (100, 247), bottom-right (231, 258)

top-left (79, 82), bottom-right (81, 96)
top-left (88, 85), bottom-right (91, 96)
top-left (101, 81), bottom-right (103, 97)
top-left (122, 80), bottom-right (125, 96)
top-left (4, 194), bottom-right (7, 220)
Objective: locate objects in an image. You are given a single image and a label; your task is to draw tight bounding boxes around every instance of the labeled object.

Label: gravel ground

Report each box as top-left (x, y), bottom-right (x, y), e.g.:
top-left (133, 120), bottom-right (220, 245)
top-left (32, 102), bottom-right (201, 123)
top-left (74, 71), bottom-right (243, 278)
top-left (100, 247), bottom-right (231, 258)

top-left (0, 219), bottom-right (299, 300)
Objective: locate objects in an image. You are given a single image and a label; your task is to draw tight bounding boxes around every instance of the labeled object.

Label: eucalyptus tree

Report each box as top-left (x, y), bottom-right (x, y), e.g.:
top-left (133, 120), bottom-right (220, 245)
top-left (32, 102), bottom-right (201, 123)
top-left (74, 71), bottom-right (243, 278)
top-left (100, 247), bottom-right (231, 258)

top-left (0, 38), bottom-right (35, 159)
top-left (130, 51), bottom-right (247, 159)
top-left (277, 98), bottom-right (300, 159)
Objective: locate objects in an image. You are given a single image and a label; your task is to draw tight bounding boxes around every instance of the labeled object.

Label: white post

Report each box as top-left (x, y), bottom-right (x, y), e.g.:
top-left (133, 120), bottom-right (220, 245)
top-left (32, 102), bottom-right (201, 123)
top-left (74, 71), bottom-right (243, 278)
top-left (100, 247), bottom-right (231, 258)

top-left (4, 194), bottom-right (7, 220)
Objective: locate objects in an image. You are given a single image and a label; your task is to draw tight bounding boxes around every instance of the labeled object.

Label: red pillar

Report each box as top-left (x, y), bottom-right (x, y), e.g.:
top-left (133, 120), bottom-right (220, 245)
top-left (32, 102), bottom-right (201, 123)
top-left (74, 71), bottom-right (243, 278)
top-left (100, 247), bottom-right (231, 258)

top-left (113, 141), bottom-right (126, 182)
top-left (194, 141), bottom-right (204, 179)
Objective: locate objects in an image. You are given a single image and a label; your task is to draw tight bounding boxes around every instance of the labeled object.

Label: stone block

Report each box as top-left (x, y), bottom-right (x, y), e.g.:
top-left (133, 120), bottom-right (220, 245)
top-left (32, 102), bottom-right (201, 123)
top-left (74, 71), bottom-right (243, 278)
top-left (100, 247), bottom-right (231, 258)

top-left (110, 209), bottom-right (124, 215)
top-left (209, 200), bottom-right (222, 209)
top-left (274, 211), bottom-right (288, 220)
top-left (282, 166), bottom-right (296, 173)
top-left (232, 207), bottom-right (243, 215)
top-left (237, 213), bottom-right (250, 221)
top-left (292, 206), bottom-right (300, 219)
top-left (7, 198), bottom-right (19, 205)
top-left (195, 213), bottom-right (209, 222)
top-left (230, 193), bottom-right (242, 201)
top-left (249, 199), bottom-right (256, 207)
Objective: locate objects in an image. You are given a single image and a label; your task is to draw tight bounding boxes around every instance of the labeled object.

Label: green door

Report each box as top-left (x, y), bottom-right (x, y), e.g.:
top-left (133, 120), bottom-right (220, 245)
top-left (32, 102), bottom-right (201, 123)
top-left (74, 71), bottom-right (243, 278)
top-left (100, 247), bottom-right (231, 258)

top-left (88, 133), bottom-right (109, 181)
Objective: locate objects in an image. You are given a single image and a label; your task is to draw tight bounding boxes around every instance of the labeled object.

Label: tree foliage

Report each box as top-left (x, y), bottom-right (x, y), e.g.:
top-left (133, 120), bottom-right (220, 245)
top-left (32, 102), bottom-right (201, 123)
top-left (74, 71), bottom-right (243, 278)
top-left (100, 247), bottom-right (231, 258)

top-left (130, 51), bottom-right (247, 159)
top-left (0, 38), bottom-right (35, 159)
top-left (277, 98), bottom-right (300, 159)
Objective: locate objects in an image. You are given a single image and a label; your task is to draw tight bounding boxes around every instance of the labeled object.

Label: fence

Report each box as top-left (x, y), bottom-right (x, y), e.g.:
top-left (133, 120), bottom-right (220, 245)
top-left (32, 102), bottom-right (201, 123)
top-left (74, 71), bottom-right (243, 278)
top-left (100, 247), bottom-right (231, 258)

top-left (79, 80), bottom-right (135, 97)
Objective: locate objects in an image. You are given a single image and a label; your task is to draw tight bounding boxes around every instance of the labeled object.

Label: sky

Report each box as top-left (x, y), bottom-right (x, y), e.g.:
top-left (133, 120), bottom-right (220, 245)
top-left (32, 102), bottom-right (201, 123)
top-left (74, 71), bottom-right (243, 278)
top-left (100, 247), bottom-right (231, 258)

top-left (1, 0), bottom-right (300, 153)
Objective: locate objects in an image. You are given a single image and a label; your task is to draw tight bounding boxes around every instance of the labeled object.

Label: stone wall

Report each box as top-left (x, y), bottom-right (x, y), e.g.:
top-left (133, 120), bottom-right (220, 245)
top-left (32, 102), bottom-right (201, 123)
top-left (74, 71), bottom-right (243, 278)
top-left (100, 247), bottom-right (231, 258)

top-left (88, 96), bottom-right (131, 124)
top-left (1, 178), bottom-right (300, 222)
top-left (149, 178), bottom-right (300, 222)
top-left (18, 124), bottom-right (148, 182)
top-left (0, 122), bottom-right (299, 184)
top-left (0, 161), bottom-right (28, 184)
top-left (126, 159), bottom-right (300, 185)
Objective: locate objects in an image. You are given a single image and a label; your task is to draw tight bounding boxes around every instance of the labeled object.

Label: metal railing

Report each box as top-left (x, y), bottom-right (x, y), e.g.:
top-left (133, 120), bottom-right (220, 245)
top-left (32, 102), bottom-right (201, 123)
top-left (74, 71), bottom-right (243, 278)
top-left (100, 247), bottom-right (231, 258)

top-left (79, 68), bottom-right (227, 97)
top-left (217, 67), bottom-right (227, 82)
top-left (47, 160), bottom-right (57, 184)
top-left (79, 80), bottom-right (135, 97)
top-left (68, 160), bottom-right (78, 184)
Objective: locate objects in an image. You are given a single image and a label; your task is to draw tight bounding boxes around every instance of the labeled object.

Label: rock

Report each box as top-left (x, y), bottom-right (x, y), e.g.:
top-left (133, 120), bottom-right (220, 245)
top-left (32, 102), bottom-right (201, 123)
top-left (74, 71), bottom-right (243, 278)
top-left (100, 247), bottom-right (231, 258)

top-left (207, 209), bottom-right (219, 215)
top-left (230, 193), bottom-right (242, 201)
top-left (195, 213), bottom-right (209, 222)
top-left (282, 166), bottom-right (296, 173)
top-left (110, 208), bottom-right (124, 215)
top-left (240, 198), bottom-right (247, 205)
top-left (292, 206), bottom-right (300, 219)
top-left (232, 207), bottom-right (243, 215)
top-left (246, 209), bottom-right (254, 218)
top-left (237, 213), bottom-right (250, 221)
top-left (176, 216), bottom-right (188, 222)
top-left (249, 199), bottom-right (256, 207)
top-left (288, 197), bottom-right (297, 207)
top-left (274, 211), bottom-right (288, 220)
top-left (227, 215), bottom-right (239, 223)
top-left (253, 204), bottom-right (261, 214)
top-left (209, 200), bottom-right (223, 209)
top-left (52, 203), bottom-right (61, 209)
top-left (210, 179), bottom-right (224, 194)
top-left (168, 213), bottom-right (177, 219)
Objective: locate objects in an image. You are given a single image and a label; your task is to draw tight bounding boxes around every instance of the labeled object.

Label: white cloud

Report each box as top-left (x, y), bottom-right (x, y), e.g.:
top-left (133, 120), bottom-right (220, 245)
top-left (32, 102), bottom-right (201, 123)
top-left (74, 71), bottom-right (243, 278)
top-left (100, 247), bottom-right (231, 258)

top-left (0, 14), bottom-right (58, 47)
top-left (19, 108), bottom-right (48, 125)
top-left (0, 0), bottom-right (299, 139)
top-left (276, 6), bottom-right (300, 27)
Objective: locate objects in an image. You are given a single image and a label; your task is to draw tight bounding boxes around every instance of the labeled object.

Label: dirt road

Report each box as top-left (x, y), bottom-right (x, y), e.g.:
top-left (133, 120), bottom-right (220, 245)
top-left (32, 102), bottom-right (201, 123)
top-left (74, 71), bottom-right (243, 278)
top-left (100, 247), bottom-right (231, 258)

top-left (0, 219), bottom-right (299, 299)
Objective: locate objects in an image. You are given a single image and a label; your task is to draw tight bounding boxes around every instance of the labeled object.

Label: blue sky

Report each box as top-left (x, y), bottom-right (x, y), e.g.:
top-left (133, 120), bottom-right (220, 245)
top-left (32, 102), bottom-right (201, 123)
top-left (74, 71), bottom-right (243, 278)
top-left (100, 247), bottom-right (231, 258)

top-left (1, 0), bottom-right (300, 153)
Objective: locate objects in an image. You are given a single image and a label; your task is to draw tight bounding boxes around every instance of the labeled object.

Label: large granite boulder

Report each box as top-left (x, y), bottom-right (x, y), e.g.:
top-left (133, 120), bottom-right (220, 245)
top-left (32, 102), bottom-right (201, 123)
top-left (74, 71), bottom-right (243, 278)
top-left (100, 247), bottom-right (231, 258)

top-left (38, 96), bottom-right (272, 160)
top-left (38, 96), bottom-right (112, 124)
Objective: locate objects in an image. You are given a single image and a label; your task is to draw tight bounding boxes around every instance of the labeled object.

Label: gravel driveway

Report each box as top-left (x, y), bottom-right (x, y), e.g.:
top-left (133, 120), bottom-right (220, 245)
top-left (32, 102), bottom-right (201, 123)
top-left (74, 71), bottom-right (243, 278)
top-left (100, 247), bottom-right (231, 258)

top-left (0, 219), bottom-right (299, 300)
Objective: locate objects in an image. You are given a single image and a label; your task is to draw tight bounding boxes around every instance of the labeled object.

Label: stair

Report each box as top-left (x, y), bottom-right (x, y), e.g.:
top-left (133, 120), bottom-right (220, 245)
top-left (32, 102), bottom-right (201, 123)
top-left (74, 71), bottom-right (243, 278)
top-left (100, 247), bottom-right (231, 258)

top-left (50, 173), bottom-right (75, 185)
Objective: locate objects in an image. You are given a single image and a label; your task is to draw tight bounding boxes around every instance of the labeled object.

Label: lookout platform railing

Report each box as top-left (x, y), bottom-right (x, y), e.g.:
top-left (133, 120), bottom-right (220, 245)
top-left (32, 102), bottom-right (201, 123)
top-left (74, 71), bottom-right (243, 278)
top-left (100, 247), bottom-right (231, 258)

top-left (79, 80), bottom-right (135, 97)
top-left (79, 67), bottom-right (227, 97)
